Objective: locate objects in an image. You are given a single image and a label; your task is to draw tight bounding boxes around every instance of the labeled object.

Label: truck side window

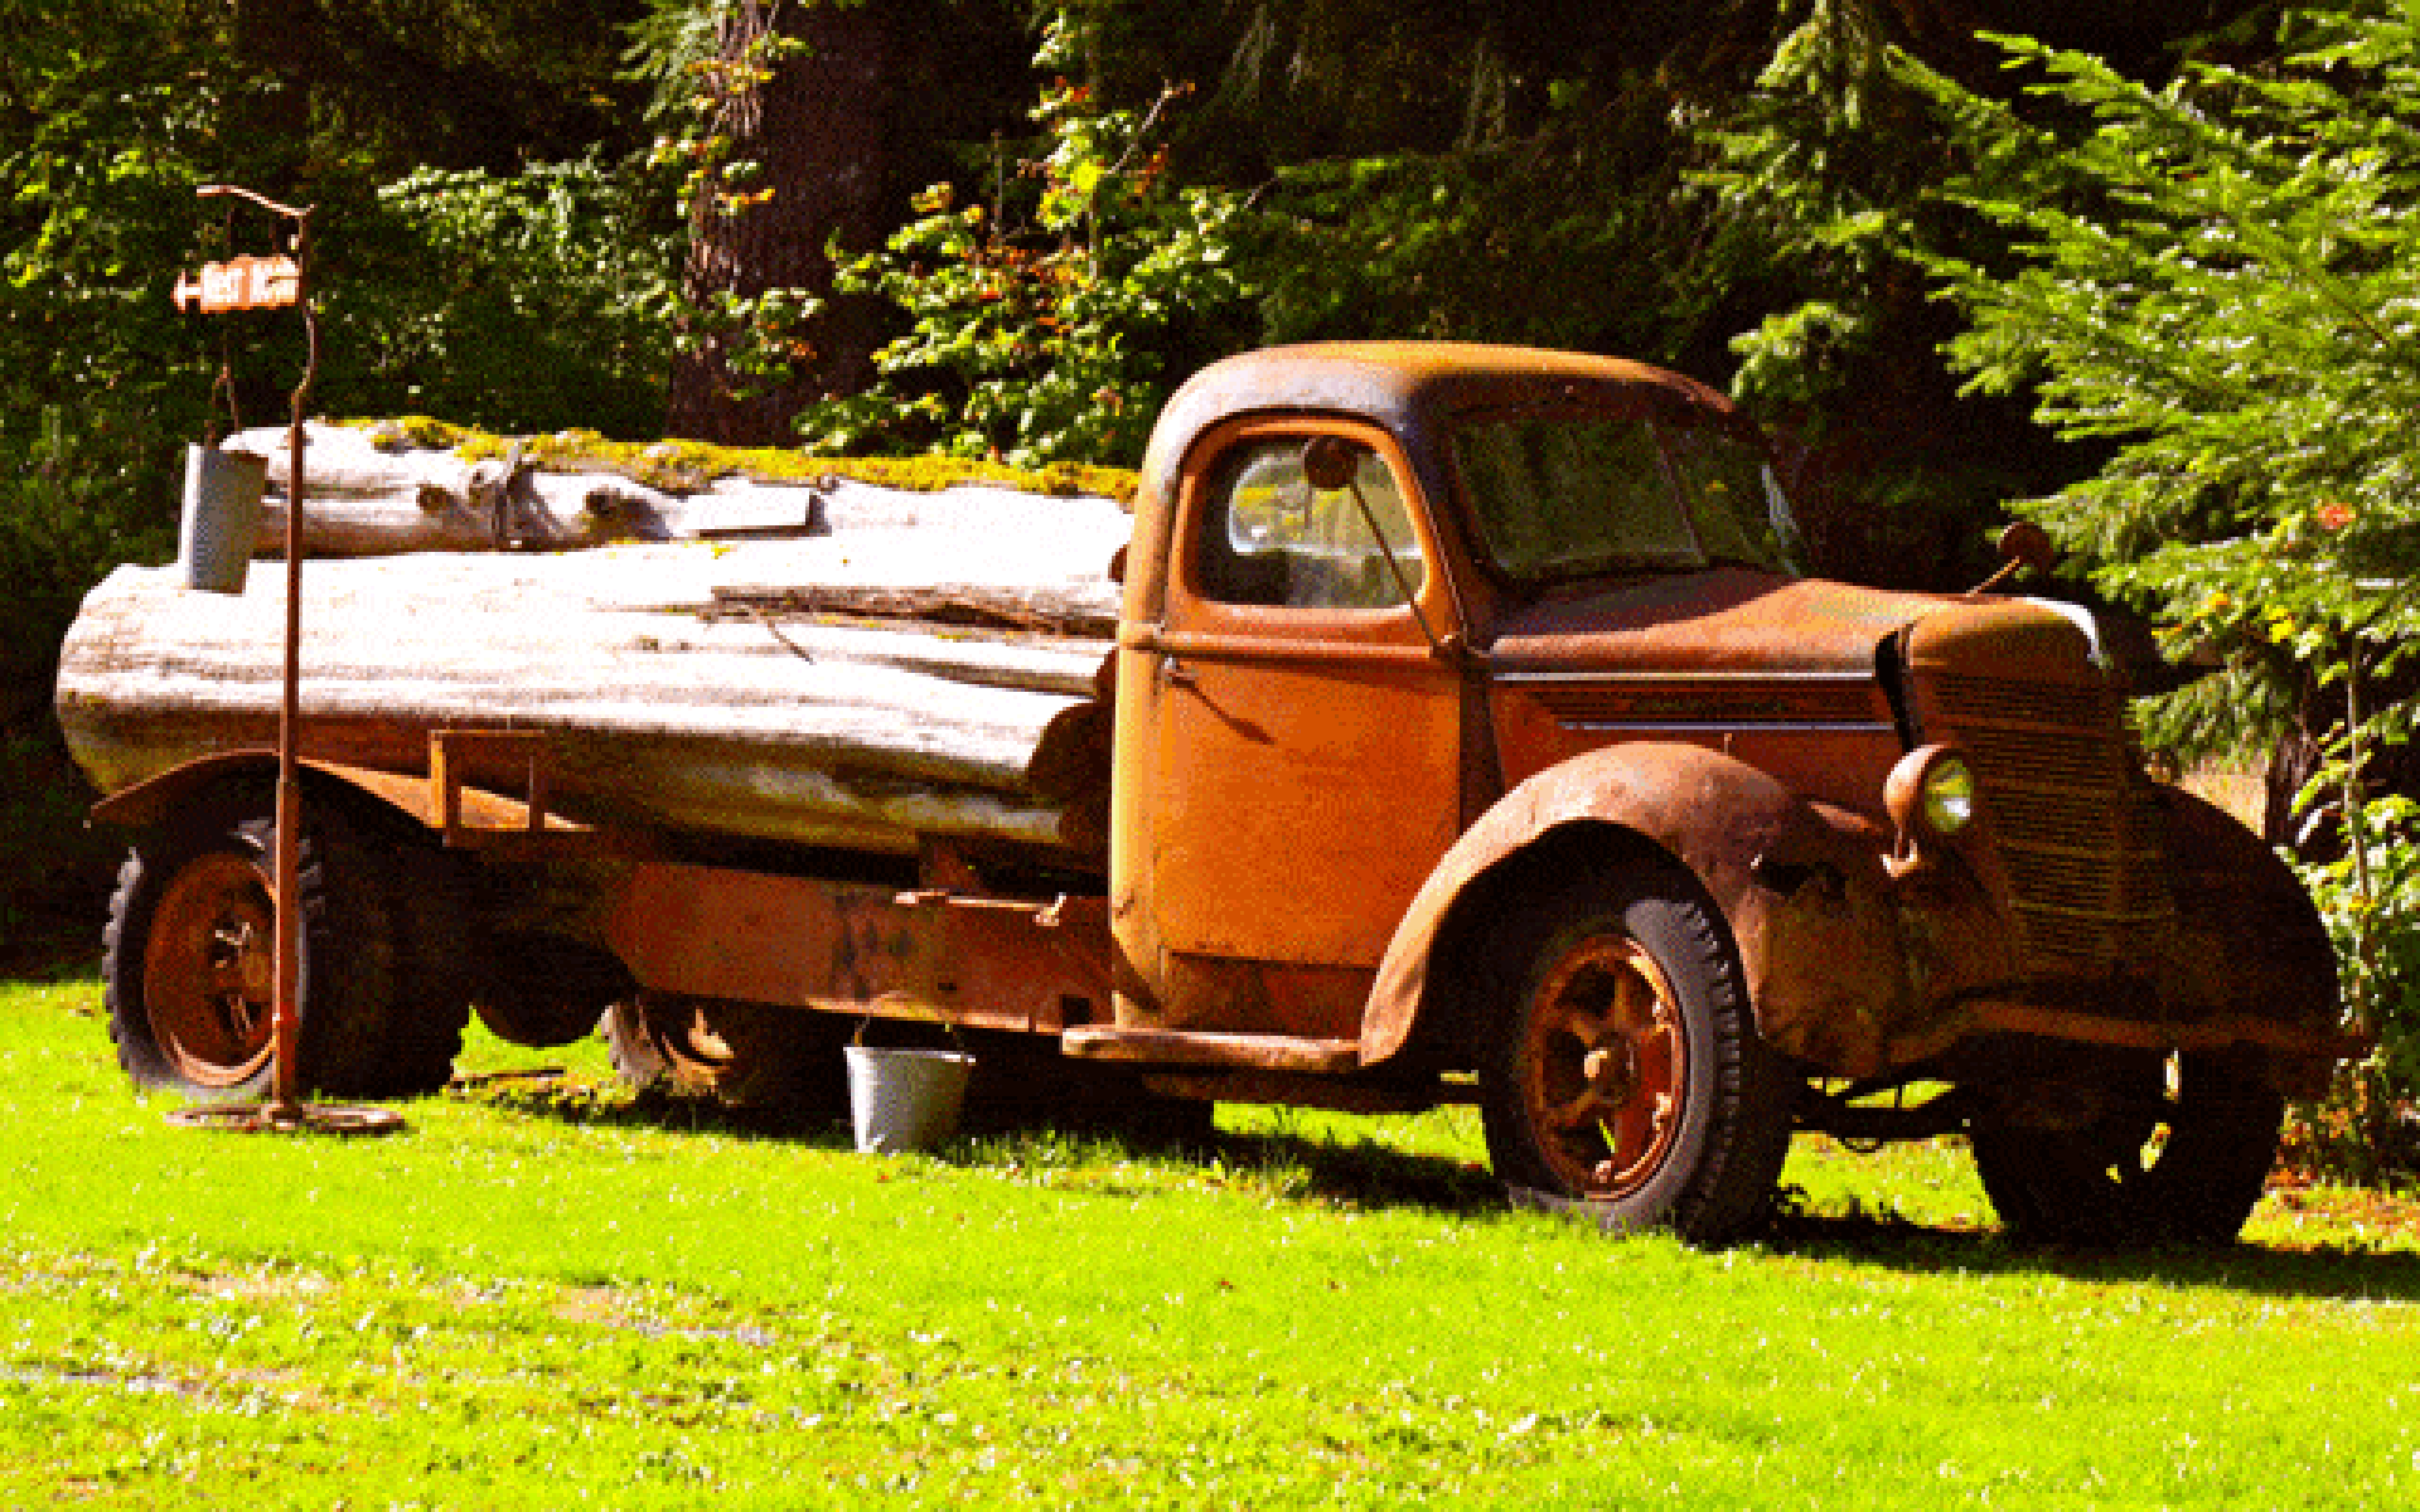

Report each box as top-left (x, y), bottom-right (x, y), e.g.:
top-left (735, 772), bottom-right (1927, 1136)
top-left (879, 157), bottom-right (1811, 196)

top-left (1195, 438), bottom-right (1427, 609)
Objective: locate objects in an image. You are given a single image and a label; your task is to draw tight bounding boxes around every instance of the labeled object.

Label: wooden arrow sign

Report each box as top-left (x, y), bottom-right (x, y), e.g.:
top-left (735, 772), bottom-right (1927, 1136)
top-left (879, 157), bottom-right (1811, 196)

top-left (171, 255), bottom-right (302, 313)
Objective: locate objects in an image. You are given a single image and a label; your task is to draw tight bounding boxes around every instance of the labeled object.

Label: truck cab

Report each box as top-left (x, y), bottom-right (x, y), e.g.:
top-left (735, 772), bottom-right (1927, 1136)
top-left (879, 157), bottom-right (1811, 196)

top-left (1093, 343), bottom-right (2345, 1242)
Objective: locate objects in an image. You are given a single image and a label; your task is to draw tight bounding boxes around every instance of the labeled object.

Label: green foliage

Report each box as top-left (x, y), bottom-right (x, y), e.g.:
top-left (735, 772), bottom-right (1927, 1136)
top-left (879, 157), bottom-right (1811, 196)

top-left (1705, 0), bottom-right (1920, 411)
top-left (1906, 6), bottom-right (2420, 1147)
top-left (1238, 82), bottom-right (1732, 362)
top-left (798, 16), bottom-right (1253, 467)
top-left (1698, 0), bottom-right (2065, 587)
top-left (624, 0), bottom-right (853, 420)
top-left (328, 158), bottom-right (680, 437)
top-left (0, 2), bottom-right (222, 432)
top-left (297, 0), bottom-right (651, 172)
top-left (0, 411), bottom-right (176, 942)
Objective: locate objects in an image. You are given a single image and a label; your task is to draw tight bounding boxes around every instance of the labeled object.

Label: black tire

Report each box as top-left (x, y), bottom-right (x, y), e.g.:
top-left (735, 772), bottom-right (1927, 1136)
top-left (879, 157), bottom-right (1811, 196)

top-left (103, 792), bottom-right (444, 1099)
top-left (1478, 867), bottom-right (1795, 1244)
top-left (1971, 1051), bottom-right (2283, 1246)
top-left (606, 995), bottom-right (846, 1111)
top-left (473, 934), bottom-right (629, 1049)
top-left (372, 834), bottom-right (475, 1093)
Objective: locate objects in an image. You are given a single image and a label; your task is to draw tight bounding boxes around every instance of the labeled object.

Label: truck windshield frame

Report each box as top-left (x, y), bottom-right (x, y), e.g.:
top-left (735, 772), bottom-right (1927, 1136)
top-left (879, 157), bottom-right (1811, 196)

top-left (1450, 403), bottom-right (1804, 590)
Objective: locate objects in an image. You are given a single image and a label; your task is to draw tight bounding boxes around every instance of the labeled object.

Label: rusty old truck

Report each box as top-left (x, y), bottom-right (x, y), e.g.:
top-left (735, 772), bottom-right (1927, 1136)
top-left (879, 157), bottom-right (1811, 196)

top-left (64, 342), bottom-right (2351, 1244)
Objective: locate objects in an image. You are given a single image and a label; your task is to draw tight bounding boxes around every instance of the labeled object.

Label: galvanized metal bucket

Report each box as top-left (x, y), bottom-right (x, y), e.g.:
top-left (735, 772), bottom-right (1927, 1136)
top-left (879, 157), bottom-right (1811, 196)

top-left (843, 1046), bottom-right (974, 1154)
top-left (178, 444), bottom-right (267, 593)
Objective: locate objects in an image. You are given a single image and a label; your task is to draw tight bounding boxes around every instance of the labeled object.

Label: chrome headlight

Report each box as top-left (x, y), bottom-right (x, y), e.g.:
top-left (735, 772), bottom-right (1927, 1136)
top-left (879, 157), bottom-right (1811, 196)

top-left (1920, 755), bottom-right (1977, 837)
top-left (1886, 743), bottom-right (1981, 861)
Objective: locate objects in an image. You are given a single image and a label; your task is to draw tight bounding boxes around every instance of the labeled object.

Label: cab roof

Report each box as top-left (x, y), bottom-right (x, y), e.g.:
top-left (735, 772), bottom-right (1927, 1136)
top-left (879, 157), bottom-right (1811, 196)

top-left (1138, 341), bottom-right (1741, 505)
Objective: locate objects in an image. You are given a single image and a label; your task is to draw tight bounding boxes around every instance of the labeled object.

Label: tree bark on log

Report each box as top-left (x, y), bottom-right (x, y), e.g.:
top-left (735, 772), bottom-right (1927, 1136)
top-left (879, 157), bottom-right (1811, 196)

top-left (228, 423), bottom-right (855, 556)
top-left (60, 490), bottom-right (1128, 862)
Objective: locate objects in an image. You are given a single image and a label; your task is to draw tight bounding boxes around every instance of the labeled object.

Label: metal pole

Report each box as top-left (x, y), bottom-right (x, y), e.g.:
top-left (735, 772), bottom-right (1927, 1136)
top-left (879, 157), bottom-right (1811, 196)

top-left (165, 188), bottom-right (401, 1137)
top-left (270, 207), bottom-right (318, 1121)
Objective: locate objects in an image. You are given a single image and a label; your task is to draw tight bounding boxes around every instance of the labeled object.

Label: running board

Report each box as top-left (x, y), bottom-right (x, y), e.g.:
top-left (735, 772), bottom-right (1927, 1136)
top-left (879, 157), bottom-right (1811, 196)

top-left (1059, 1026), bottom-right (1361, 1074)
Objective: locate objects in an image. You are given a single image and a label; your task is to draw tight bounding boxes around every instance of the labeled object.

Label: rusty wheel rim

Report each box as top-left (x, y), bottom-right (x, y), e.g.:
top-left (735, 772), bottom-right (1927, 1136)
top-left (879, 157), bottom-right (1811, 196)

top-left (142, 851), bottom-right (276, 1089)
top-left (1520, 934), bottom-right (1688, 1199)
top-left (648, 999), bottom-right (740, 1072)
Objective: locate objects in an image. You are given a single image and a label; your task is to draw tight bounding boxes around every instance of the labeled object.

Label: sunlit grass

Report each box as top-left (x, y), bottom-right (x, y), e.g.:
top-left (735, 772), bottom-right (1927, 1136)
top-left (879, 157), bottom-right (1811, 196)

top-left (6, 976), bottom-right (2418, 1507)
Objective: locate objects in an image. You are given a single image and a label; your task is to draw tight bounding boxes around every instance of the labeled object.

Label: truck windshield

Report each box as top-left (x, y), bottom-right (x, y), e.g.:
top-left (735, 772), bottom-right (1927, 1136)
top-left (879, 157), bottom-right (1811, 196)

top-left (1452, 406), bottom-right (1804, 588)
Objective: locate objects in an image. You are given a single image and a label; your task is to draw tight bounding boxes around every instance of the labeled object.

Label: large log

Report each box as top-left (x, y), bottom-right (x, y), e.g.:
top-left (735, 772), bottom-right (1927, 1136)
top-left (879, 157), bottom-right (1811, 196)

top-left (59, 480), bottom-right (1130, 861)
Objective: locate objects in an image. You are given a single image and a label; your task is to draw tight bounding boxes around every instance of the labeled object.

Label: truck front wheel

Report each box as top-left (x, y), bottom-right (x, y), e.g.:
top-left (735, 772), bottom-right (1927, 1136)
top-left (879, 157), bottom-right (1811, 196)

top-left (103, 796), bottom-right (437, 1099)
top-left (1969, 1052), bottom-right (2283, 1246)
top-left (1478, 869), bottom-right (1794, 1244)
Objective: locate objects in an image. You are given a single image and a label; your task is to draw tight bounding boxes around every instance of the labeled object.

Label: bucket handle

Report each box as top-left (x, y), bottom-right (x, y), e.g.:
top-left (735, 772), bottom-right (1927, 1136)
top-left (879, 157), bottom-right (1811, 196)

top-left (851, 1017), bottom-right (965, 1052)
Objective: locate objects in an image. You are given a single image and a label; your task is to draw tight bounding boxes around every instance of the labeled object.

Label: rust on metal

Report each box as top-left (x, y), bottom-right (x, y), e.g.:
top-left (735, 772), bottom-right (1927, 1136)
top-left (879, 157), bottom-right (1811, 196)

top-left (1518, 932), bottom-right (1687, 1199)
top-left (141, 848), bottom-right (276, 1090)
top-left (89, 747), bottom-right (628, 861)
top-left (1061, 1025), bottom-right (1358, 1072)
top-left (603, 861), bottom-right (1113, 1035)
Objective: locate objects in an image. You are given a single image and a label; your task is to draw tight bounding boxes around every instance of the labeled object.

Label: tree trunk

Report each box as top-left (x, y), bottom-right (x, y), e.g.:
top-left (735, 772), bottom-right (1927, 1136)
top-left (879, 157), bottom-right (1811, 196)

top-left (667, 0), bottom-right (896, 445)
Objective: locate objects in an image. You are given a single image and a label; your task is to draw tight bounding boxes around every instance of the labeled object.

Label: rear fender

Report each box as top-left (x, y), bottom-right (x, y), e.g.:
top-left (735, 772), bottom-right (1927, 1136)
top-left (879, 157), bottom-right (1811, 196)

top-left (90, 750), bottom-right (446, 834)
top-left (1360, 742), bottom-right (1911, 1072)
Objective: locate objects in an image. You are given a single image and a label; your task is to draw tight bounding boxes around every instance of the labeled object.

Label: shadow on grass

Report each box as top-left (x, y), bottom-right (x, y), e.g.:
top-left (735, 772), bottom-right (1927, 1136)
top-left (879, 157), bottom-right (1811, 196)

top-left (451, 1073), bottom-right (2420, 1298)
top-left (1758, 1199), bottom-right (2420, 1303)
top-left (451, 1071), bottom-right (1507, 1218)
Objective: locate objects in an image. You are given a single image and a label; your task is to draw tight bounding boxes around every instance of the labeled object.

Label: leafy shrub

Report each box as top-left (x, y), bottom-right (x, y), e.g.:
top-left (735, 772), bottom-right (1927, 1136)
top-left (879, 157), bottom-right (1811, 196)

top-left (326, 158), bottom-right (680, 438)
top-left (0, 408), bottom-right (176, 950)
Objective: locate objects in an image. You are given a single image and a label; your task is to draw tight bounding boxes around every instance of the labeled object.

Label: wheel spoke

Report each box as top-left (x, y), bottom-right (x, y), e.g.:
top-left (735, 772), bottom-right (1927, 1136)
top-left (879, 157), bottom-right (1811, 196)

top-left (1541, 1082), bottom-right (1608, 1131)
top-left (1633, 1015), bottom-right (1680, 1097)
top-left (1608, 966), bottom-right (1659, 1033)
top-left (1521, 936), bottom-right (1698, 1198)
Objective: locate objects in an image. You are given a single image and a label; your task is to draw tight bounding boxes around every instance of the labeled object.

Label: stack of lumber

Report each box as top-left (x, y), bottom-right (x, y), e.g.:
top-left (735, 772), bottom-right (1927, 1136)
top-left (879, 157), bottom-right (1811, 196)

top-left (56, 435), bottom-right (1131, 861)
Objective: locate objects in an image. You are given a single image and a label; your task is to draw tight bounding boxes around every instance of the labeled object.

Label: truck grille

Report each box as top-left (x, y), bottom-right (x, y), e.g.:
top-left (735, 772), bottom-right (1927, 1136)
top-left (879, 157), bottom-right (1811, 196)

top-left (1922, 672), bottom-right (2171, 975)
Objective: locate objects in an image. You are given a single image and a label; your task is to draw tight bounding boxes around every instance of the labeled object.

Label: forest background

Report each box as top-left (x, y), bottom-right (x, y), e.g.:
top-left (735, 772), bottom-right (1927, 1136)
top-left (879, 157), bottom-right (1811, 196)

top-left (4, 0), bottom-right (2415, 1176)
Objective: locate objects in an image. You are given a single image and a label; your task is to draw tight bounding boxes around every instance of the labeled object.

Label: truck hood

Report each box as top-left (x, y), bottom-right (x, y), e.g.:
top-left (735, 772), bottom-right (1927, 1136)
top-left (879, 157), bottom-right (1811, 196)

top-left (1484, 569), bottom-right (1959, 678)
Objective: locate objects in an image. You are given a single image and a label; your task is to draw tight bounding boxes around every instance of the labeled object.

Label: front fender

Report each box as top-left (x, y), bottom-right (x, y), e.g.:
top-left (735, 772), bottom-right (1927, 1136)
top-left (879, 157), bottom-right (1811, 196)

top-left (1360, 742), bottom-right (1923, 1074)
top-left (2160, 787), bottom-right (2339, 1038)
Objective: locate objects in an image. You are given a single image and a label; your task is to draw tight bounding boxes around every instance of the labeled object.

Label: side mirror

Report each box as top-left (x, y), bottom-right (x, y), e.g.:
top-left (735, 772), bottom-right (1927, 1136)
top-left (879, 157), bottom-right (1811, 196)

top-left (1997, 521), bottom-right (2056, 579)
top-left (1969, 520), bottom-right (2058, 595)
top-left (1301, 435), bottom-right (1357, 492)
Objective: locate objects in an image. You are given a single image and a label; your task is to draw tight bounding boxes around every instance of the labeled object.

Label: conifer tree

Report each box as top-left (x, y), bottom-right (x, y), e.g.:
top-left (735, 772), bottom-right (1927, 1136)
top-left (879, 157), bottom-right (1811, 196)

top-left (1911, 5), bottom-right (2420, 1147)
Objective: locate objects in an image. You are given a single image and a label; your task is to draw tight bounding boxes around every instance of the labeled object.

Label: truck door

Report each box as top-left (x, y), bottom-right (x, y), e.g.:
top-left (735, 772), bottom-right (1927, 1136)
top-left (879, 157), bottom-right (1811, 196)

top-left (1129, 420), bottom-right (1465, 1034)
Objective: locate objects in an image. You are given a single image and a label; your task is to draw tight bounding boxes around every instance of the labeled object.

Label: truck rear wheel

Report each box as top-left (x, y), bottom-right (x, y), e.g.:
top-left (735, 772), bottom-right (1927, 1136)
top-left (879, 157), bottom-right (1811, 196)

top-left (1970, 1052), bottom-right (2283, 1246)
top-left (1478, 869), bottom-right (1794, 1243)
top-left (606, 995), bottom-right (846, 1111)
top-left (103, 794), bottom-right (453, 1099)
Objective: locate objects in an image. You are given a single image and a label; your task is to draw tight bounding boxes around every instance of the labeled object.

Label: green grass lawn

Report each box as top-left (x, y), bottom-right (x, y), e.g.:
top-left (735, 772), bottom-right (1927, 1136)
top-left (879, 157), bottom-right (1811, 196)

top-left (4, 975), bottom-right (2417, 1508)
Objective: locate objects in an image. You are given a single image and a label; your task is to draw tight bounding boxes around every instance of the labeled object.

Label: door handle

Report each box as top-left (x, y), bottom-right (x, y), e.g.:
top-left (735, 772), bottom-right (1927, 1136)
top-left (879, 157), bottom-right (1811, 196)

top-left (1159, 655), bottom-right (1197, 690)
